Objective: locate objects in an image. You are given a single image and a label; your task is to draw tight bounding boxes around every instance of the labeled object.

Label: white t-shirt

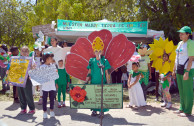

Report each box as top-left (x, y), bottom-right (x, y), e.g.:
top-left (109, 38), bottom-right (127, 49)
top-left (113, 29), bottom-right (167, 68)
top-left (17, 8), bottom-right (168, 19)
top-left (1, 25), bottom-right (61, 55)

top-left (40, 64), bottom-right (56, 91)
top-left (175, 42), bottom-right (194, 69)
top-left (139, 55), bottom-right (150, 71)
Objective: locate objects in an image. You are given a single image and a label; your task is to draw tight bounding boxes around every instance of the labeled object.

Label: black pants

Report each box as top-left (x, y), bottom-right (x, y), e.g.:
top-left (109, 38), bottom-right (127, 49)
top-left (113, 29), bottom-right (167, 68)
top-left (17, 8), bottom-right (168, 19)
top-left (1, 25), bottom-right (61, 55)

top-left (141, 82), bottom-right (147, 101)
top-left (43, 90), bottom-right (55, 111)
top-left (13, 86), bottom-right (18, 100)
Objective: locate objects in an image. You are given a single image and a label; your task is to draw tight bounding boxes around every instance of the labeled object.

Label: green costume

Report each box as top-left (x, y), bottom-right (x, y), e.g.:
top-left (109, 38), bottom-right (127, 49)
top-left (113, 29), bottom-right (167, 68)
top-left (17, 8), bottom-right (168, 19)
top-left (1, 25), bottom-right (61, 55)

top-left (87, 56), bottom-right (111, 112)
top-left (176, 39), bottom-right (194, 114)
top-left (55, 68), bottom-right (70, 102)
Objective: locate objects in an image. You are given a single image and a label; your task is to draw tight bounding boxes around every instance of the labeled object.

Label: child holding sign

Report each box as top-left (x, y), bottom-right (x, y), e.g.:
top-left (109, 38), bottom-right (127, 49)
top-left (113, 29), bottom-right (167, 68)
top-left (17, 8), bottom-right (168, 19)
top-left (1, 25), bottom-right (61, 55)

top-left (127, 62), bottom-right (146, 109)
top-left (41, 52), bottom-right (56, 119)
top-left (55, 60), bottom-right (70, 108)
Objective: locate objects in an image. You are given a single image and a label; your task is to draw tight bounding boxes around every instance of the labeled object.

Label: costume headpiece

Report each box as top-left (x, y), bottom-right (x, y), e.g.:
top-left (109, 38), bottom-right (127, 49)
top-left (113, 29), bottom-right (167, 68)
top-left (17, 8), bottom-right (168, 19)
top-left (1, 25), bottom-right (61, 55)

top-left (92, 37), bottom-right (104, 52)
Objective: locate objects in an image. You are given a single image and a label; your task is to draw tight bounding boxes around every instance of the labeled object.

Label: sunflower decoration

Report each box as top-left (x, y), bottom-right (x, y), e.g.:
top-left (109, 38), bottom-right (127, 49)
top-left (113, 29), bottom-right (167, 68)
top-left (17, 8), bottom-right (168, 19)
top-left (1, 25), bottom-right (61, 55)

top-left (137, 43), bottom-right (153, 56)
top-left (149, 37), bottom-right (177, 74)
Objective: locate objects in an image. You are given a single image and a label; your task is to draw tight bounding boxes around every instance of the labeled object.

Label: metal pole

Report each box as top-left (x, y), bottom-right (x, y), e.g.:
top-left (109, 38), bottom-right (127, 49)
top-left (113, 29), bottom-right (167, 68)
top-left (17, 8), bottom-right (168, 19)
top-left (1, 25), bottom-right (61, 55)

top-left (100, 66), bottom-right (103, 126)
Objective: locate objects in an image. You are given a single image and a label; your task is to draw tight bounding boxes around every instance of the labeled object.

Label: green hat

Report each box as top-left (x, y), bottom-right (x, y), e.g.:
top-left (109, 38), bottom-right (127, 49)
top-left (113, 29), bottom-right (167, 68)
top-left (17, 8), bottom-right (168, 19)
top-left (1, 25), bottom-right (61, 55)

top-left (177, 26), bottom-right (192, 34)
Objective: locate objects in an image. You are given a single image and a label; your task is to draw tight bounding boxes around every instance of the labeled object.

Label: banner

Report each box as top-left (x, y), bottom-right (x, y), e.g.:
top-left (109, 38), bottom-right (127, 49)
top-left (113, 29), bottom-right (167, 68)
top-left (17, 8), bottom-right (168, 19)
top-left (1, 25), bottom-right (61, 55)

top-left (28, 64), bottom-right (59, 84)
top-left (69, 84), bottom-right (123, 109)
top-left (4, 56), bottom-right (32, 87)
top-left (57, 19), bottom-right (148, 34)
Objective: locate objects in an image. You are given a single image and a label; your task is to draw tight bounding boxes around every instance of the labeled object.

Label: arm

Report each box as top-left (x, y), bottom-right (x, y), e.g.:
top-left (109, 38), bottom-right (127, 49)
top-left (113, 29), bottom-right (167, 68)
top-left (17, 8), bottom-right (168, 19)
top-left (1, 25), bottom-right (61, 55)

top-left (129, 74), bottom-right (141, 88)
top-left (163, 72), bottom-right (172, 81)
top-left (105, 70), bottom-right (110, 84)
top-left (183, 56), bottom-right (194, 80)
top-left (148, 63), bottom-right (152, 79)
top-left (66, 73), bottom-right (70, 88)
top-left (127, 74), bottom-right (132, 88)
top-left (86, 69), bottom-right (91, 83)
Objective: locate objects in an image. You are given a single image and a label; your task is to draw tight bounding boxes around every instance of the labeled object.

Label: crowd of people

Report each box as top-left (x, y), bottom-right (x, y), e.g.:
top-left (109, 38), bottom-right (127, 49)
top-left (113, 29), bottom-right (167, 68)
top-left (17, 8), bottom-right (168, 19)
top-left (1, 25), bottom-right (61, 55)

top-left (0, 26), bottom-right (193, 119)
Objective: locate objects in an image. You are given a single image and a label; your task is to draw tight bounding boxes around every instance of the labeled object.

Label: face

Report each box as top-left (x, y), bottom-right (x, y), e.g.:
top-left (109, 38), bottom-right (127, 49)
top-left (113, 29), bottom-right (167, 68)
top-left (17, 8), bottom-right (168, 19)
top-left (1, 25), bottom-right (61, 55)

top-left (132, 64), bottom-right (138, 71)
top-left (46, 57), bottom-right (53, 64)
top-left (34, 49), bottom-right (41, 57)
top-left (51, 38), bottom-right (57, 47)
top-left (163, 54), bottom-right (169, 62)
top-left (20, 48), bottom-right (29, 56)
top-left (63, 43), bottom-right (67, 47)
top-left (94, 50), bottom-right (102, 59)
top-left (12, 50), bottom-right (19, 56)
top-left (179, 33), bottom-right (189, 41)
top-left (58, 61), bottom-right (63, 68)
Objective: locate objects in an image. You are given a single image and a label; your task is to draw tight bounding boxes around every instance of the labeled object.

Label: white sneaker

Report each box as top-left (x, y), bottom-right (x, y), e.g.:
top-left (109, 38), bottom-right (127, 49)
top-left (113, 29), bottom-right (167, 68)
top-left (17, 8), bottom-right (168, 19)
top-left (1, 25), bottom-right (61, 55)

top-left (161, 102), bottom-right (167, 107)
top-left (50, 111), bottom-right (55, 117)
top-left (166, 103), bottom-right (172, 109)
top-left (43, 112), bottom-right (48, 119)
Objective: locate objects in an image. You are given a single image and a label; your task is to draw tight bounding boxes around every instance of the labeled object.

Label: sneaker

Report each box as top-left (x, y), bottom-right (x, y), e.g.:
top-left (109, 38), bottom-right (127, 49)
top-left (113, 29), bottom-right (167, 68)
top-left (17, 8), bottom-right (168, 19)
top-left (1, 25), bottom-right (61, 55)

top-left (98, 112), bottom-right (104, 118)
top-left (20, 109), bottom-right (27, 114)
top-left (50, 111), bottom-right (55, 117)
top-left (91, 111), bottom-right (97, 117)
top-left (38, 98), bottom-right (42, 105)
top-left (58, 105), bottom-right (61, 108)
top-left (43, 112), bottom-right (48, 119)
top-left (62, 103), bottom-right (66, 107)
top-left (161, 102), bottom-right (167, 107)
top-left (166, 103), bottom-right (172, 109)
top-left (174, 110), bottom-right (183, 114)
top-left (28, 110), bottom-right (35, 114)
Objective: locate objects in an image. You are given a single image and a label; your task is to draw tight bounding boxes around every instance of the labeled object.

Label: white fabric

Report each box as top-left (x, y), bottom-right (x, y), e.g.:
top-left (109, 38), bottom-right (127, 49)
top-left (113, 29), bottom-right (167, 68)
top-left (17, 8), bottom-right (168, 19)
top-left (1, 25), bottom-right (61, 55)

top-left (175, 42), bottom-right (194, 69)
top-left (40, 64), bottom-right (56, 91)
top-left (128, 76), bottom-right (146, 107)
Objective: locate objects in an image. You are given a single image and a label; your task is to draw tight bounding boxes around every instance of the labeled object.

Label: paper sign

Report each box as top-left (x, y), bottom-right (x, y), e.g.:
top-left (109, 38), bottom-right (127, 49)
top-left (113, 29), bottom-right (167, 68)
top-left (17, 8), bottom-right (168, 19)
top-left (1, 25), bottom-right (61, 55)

top-left (70, 84), bottom-right (123, 109)
top-left (28, 64), bottom-right (59, 84)
top-left (4, 56), bottom-right (32, 87)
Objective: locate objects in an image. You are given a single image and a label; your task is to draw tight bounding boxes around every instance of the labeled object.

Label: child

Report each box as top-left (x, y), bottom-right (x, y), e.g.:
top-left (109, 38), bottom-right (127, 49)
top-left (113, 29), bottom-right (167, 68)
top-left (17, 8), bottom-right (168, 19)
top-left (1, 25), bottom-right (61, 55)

top-left (121, 64), bottom-right (128, 88)
top-left (10, 46), bottom-right (20, 103)
top-left (127, 62), bottom-right (146, 108)
top-left (16, 46), bottom-right (35, 114)
top-left (160, 53), bottom-right (172, 109)
top-left (41, 52), bottom-right (56, 119)
top-left (55, 60), bottom-right (70, 108)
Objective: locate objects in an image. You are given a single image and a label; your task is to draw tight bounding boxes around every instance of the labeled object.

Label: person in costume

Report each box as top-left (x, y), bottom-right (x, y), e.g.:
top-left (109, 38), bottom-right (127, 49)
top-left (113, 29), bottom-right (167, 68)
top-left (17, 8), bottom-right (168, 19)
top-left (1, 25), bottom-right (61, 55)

top-left (0, 44), bottom-right (10, 94)
top-left (159, 53), bottom-right (172, 109)
top-left (55, 60), bottom-right (70, 108)
top-left (173, 26), bottom-right (194, 117)
top-left (137, 44), bottom-right (152, 100)
top-left (86, 37), bottom-right (111, 118)
top-left (16, 46), bottom-right (35, 114)
top-left (9, 46), bottom-right (20, 103)
top-left (127, 62), bottom-right (146, 109)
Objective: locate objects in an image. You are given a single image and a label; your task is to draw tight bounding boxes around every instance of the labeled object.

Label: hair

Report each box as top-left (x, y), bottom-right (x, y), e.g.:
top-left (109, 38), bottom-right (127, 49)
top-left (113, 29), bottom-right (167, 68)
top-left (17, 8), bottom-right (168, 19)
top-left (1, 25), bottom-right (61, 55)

top-left (51, 37), bottom-right (57, 42)
top-left (42, 53), bottom-right (54, 63)
top-left (20, 46), bottom-right (29, 52)
top-left (58, 59), bottom-right (63, 63)
top-left (10, 46), bottom-right (18, 53)
top-left (58, 41), bottom-right (68, 48)
top-left (163, 53), bottom-right (169, 59)
top-left (132, 62), bottom-right (140, 67)
top-left (186, 32), bottom-right (193, 40)
top-left (1, 44), bottom-right (8, 52)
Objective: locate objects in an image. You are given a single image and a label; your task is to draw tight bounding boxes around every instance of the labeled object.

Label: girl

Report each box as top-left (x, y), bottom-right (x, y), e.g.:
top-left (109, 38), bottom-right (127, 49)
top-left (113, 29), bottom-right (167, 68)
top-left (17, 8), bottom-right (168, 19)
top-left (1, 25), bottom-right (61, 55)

top-left (17, 46), bottom-right (35, 114)
top-left (160, 53), bottom-right (172, 109)
top-left (173, 26), bottom-right (194, 117)
top-left (41, 52), bottom-right (56, 119)
top-left (127, 62), bottom-right (146, 109)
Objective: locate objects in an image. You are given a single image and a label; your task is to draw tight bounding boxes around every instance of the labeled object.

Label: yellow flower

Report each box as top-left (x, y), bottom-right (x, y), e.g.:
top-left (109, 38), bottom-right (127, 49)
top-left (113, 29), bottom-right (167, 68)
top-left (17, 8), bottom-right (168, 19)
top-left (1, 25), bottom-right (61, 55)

top-left (92, 37), bottom-right (104, 52)
top-left (149, 37), bottom-right (177, 74)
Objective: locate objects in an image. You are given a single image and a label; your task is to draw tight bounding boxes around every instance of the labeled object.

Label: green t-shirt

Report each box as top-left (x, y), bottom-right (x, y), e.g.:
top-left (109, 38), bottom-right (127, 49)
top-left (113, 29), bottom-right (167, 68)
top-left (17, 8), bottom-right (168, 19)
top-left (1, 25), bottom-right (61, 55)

top-left (87, 56), bottom-right (111, 84)
top-left (55, 68), bottom-right (70, 85)
top-left (139, 55), bottom-right (150, 72)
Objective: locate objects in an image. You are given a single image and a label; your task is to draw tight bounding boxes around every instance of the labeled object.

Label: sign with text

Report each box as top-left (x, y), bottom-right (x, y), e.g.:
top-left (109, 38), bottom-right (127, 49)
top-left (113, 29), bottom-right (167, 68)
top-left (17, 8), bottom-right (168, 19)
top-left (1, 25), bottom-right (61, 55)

top-left (28, 64), bottom-right (59, 84)
top-left (4, 56), bottom-right (32, 87)
top-left (58, 19), bottom-right (148, 34)
top-left (69, 84), bottom-right (123, 109)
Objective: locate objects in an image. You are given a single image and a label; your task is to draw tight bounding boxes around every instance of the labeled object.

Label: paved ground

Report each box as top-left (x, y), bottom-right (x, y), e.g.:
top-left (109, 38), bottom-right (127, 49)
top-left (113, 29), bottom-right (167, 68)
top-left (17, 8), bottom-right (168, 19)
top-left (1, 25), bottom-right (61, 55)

top-left (0, 101), bottom-right (193, 126)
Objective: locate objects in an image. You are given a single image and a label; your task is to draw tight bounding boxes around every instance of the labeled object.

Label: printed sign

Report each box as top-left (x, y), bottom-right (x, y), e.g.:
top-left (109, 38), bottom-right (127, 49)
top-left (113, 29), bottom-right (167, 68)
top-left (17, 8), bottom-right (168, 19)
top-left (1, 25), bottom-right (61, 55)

top-left (28, 64), bottom-right (59, 84)
top-left (58, 19), bottom-right (148, 34)
top-left (4, 56), bottom-right (32, 87)
top-left (70, 84), bottom-right (123, 109)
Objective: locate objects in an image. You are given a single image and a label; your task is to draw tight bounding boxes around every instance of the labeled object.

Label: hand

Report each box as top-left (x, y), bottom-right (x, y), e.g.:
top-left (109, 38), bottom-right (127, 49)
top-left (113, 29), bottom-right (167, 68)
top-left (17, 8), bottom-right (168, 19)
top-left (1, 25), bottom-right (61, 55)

top-left (56, 84), bottom-right (58, 89)
top-left (163, 77), bottom-right (167, 81)
top-left (31, 64), bottom-right (36, 69)
top-left (183, 72), bottom-right (189, 80)
top-left (149, 73), bottom-right (152, 79)
top-left (172, 72), bottom-right (176, 79)
top-left (128, 85), bottom-right (132, 89)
